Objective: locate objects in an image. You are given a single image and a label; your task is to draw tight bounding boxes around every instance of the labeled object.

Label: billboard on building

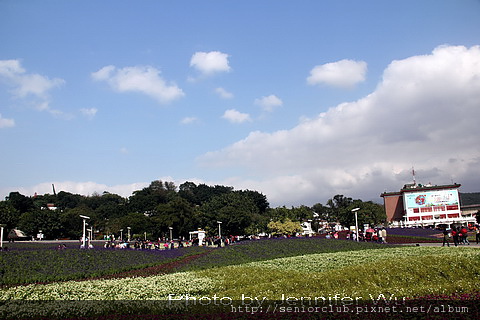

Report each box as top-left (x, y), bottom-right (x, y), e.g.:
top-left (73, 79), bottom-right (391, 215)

top-left (404, 189), bottom-right (459, 209)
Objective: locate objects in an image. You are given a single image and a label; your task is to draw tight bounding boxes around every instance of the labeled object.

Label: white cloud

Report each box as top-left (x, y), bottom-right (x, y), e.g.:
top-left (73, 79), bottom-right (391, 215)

top-left (0, 59), bottom-right (66, 116)
top-left (215, 87), bottom-right (234, 99)
top-left (200, 45), bottom-right (480, 206)
top-left (80, 108), bottom-right (98, 119)
top-left (91, 65), bottom-right (184, 104)
top-left (0, 113), bottom-right (15, 128)
top-left (91, 65), bottom-right (115, 81)
top-left (0, 179), bottom-right (182, 200)
top-left (0, 59), bottom-right (65, 98)
top-left (190, 51), bottom-right (231, 75)
top-left (0, 59), bottom-right (24, 76)
top-left (1, 181), bottom-right (147, 200)
top-left (222, 109), bottom-right (252, 124)
top-left (181, 116), bottom-right (199, 125)
top-left (254, 94), bottom-right (283, 112)
top-left (307, 59), bottom-right (367, 88)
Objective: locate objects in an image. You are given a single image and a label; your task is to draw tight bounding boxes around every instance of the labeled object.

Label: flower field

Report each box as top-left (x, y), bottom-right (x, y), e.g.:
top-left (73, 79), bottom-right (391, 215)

top-left (0, 245), bottom-right (208, 285)
top-left (1, 238), bottom-right (479, 319)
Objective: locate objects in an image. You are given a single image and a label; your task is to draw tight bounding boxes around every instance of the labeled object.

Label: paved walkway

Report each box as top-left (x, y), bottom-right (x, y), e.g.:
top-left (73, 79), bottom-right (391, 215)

top-left (397, 242), bottom-right (480, 247)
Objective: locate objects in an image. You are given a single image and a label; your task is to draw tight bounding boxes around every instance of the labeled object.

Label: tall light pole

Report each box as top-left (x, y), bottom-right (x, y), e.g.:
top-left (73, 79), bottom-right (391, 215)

top-left (352, 208), bottom-right (360, 242)
top-left (168, 226), bottom-right (173, 241)
top-left (120, 229), bottom-right (123, 241)
top-left (0, 224), bottom-right (5, 249)
top-left (87, 228), bottom-right (93, 248)
top-left (217, 221), bottom-right (222, 238)
top-left (127, 227), bottom-right (131, 242)
top-left (80, 215), bottom-right (90, 248)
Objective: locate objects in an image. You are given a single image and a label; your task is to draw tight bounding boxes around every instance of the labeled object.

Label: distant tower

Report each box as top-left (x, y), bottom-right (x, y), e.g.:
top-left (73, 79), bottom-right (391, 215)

top-left (412, 167), bottom-right (416, 186)
top-left (52, 184), bottom-right (57, 196)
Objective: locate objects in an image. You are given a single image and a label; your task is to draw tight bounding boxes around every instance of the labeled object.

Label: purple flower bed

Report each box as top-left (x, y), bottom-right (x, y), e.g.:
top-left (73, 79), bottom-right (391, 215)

top-left (385, 228), bottom-right (443, 238)
top-left (0, 245), bottom-right (209, 286)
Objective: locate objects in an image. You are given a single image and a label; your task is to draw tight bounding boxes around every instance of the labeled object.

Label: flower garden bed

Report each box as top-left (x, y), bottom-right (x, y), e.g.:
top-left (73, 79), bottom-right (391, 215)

top-left (1, 238), bottom-right (479, 319)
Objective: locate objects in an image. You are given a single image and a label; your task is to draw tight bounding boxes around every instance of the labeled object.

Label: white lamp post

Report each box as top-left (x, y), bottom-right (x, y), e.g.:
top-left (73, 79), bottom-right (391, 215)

top-left (217, 221), bottom-right (222, 238)
top-left (127, 227), bottom-right (131, 242)
top-left (87, 228), bottom-right (93, 248)
top-left (352, 208), bottom-right (360, 242)
top-left (120, 229), bottom-right (123, 241)
top-left (80, 215), bottom-right (90, 248)
top-left (0, 224), bottom-right (5, 249)
top-left (168, 226), bottom-right (173, 241)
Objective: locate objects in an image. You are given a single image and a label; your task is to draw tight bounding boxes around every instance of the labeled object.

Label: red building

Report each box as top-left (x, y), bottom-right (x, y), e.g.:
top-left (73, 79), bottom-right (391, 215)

top-left (381, 183), bottom-right (476, 227)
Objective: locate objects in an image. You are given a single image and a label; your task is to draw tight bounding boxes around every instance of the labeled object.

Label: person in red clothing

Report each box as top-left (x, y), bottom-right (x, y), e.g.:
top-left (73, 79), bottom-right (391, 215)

top-left (452, 227), bottom-right (459, 247)
top-left (460, 226), bottom-right (470, 245)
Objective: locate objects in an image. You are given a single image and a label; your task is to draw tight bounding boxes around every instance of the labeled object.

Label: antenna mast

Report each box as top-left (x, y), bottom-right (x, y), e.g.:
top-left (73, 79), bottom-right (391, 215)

top-left (412, 167), bottom-right (416, 186)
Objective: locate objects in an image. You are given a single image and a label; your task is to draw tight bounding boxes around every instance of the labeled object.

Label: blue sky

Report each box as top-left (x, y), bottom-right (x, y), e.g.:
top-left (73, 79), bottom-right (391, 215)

top-left (1, 0), bottom-right (480, 206)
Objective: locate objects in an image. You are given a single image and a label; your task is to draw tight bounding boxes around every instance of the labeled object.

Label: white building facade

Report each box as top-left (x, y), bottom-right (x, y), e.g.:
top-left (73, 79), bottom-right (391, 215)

top-left (382, 183), bottom-right (477, 227)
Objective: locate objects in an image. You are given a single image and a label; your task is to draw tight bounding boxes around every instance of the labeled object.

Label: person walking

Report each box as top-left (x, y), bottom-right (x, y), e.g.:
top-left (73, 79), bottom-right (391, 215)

top-left (452, 227), bottom-right (459, 247)
top-left (476, 225), bottom-right (480, 244)
top-left (460, 226), bottom-right (470, 245)
top-left (381, 228), bottom-right (387, 244)
top-left (442, 227), bottom-right (450, 247)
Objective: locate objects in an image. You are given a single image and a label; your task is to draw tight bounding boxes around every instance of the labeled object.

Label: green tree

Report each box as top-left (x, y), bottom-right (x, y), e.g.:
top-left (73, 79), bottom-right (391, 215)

top-left (267, 219), bottom-right (302, 236)
top-left (32, 193), bottom-right (57, 210)
top-left (312, 203), bottom-right (331, 220)
top-left (236, 190), bottom-right (269, 214)
top-left (339, 201), bottom-right (386, 228)
top-left (269, 206), bottom-right (295, 222)
top-left (152, 196), bottom-right (196, 238)
top-left (268, 205), bottom-right (312, 222)
top-left (128, 180), bottom-right (176, 214)
top-left (119, 212), bottom-right (153, 240)
top-left (195, 184), bottom-right (233, 204)
top-left (291, 205), bottom-right (314, 221)
top-left (59, 206), bottom-right (95, 239)
top-left (18, 209), bottom-right (62, 239)
top-left (198, 192), bottom-right (259, 236)
top-left (94, 193), bottom-right (127, 220)
top-left (178, 181), bottom-right (199, 204)
top-left (326, 195), bottom-right (353, 222)
top-left (0, 201), bottom-right (20, 236)
top-left (6, 192), bottom-right (34, 213)
top-left (57, 191), bottom-right (84, 210)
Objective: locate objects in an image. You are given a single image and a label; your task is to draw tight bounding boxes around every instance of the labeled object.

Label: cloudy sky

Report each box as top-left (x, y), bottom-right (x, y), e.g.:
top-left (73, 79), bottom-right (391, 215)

top-left (1, 1), bottom-right (480, 207)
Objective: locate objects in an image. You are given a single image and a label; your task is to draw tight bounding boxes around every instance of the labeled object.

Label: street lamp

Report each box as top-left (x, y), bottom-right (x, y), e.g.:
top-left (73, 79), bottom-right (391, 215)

top-left (168, 226), bottom-right (173, 241)
top-left (352, 208), bottom-right (360, 242)
top-left (120, 229), bottom-right (123, 241)
top-left (87, 228), bottom-right (93, 248)
top-left (0, 224), bottom-right (5, 249)
top-left (217, 221), bottom-right (222, 238)
top-left (127, 227), bottom-right (131, 242)
top-left (79, 215), bottom-right (90, 248)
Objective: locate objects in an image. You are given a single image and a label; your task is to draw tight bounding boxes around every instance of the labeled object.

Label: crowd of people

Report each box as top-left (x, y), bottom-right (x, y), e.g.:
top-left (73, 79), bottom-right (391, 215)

top-left (347, 228), bottom-right (388, 243)
top-left (442, 225), bottom-right (479, 247)
top-left (324, 228), bottom-right (388, 243)
top-left (96, 235), bottom-right (241, 250)
top-left (72, 225), bottom-right (479, 250)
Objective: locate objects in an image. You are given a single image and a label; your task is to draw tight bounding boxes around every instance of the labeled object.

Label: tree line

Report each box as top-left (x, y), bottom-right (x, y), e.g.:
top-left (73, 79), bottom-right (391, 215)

top-left (0, 180), bottom-right (386, 240)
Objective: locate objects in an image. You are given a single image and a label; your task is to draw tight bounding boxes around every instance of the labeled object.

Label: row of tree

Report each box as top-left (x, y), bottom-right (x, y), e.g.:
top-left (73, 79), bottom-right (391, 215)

top-left (0, 180), bottom-right (387, 240)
